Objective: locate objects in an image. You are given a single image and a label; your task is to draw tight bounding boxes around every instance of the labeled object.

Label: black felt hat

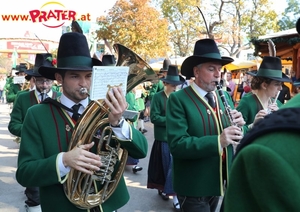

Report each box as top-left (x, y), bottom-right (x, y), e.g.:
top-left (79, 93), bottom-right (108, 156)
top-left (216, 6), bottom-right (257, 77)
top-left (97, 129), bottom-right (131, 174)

top-left (15, 63), bottom-right (27, 75)
top-left (102, 54), bottom-right (116, 66)
top-left (161, 65), bottom-right (185, 85)
top-left (293, 79), bottom-right (300, 87)
top-left (296, 18), bottom-right (300, 34)
top-left (38, 32), bottom-right (102, 80)
top-left (160, 58), bottom-right (171, 72)
top-left (253, 56), bottom-right (291, 82)
top-left (25, 53), bottom-right (54, 77)
top-left (181, 39), bottom-right (234, 79)
top-left (25, 75), bottom-right (32, 81)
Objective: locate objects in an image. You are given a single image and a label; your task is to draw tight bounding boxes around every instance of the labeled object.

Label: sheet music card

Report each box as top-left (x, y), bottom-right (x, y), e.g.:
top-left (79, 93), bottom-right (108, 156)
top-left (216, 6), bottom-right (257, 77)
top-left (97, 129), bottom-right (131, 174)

top-left (90, 66), bottom-right (129, 100)
top-left (13, 76), bottom-right (25, 84)
top-left (135, 89), bottom-right (142, 99)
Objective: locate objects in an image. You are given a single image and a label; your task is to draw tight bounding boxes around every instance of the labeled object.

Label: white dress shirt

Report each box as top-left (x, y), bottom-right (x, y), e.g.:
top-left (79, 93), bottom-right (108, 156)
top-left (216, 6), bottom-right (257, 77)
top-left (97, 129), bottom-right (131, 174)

top-left (35, 89), bottom-right (53, 101)
top-left (191, 82), bottom-right (215, 103)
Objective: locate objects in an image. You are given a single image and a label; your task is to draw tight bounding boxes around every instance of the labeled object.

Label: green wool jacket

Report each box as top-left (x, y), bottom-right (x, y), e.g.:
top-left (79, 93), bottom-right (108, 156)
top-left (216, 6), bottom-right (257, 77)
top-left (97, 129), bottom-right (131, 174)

top-left (224, 94), bottom-right (300, 211)
top-left (125, 91), bottom-right (139, 123)
top-left (52, 85), bottom-right (62, 92)
top-left (237, 93), bottom-right (282, 128)
top-left (13, 86), bottom-right (60, 103)
top-left (148, 80), bottom-right (164, 101)
top-left (279, 94), bottom-right (300, 108)
top-left (15, 89), bottom-right (28, 100)
top-left (150, 90), bottom-right (168, 141)
top-left (3, 77), bottom-right (12, 93)
top-left (6, 81), bottom-right (21, 103)
top-left (8, 90), bottom-right (61, 137)
top-left (16, 102), bottom-right (148, 212)
top-left (166, 85), bottom-right (239, 197)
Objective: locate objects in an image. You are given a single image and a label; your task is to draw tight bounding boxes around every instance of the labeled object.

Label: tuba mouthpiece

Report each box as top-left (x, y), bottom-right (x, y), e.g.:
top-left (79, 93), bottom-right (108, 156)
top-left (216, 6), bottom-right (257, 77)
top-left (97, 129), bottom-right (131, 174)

top-left (79, 88), bottom-right (89, 96)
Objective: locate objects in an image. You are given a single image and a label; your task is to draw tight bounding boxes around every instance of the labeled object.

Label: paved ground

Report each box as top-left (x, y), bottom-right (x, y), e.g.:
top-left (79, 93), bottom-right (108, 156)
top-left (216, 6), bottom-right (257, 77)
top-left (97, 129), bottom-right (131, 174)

top-left (0, 103), bottom-right (25, 212)
top-left (0, 102), bottom-right (221, 212)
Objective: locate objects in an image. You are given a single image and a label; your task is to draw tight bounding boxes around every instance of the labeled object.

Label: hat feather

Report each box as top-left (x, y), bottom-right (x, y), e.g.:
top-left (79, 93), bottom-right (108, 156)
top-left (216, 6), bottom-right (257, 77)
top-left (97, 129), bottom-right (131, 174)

top-left (71, 21), bottom-right (83, 33)
top-left (267, 39), bottom-right (276, 57)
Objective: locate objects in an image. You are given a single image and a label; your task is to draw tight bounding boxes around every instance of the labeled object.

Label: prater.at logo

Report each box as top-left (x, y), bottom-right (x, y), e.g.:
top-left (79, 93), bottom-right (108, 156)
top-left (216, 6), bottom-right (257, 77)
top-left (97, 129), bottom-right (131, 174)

top-left (28, 2), bottom-right (90, 28)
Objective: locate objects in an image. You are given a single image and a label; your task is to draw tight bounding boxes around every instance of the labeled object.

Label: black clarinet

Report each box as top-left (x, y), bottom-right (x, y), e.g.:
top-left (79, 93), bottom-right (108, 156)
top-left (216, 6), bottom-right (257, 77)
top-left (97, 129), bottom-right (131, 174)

top-left (215, 82), bottom-right (241, 153)
top-left (215, 82), bottom-right (236, 126)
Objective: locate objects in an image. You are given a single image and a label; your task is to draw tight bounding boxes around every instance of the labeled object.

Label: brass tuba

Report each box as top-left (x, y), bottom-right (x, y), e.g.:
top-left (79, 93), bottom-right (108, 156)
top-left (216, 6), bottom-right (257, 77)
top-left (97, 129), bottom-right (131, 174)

top-left (63, 44), bottom-right (157, 209)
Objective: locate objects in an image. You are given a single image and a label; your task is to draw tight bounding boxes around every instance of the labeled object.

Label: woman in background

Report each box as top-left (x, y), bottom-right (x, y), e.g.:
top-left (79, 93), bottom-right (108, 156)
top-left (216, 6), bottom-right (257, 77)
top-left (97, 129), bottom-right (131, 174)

top-left (237, 57), bottom-right (291, 131)
top-left (147, 65), bottom-right (184, 210)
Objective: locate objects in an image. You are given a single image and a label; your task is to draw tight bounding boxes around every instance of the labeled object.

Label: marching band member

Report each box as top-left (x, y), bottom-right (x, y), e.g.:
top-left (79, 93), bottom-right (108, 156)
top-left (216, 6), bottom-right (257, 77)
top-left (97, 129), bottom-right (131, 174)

top-left (236, 57), bottom-right (291, 131)
top-left (147, 65), bottom-right (184, 210)
top-left (6, 63), bottom-right (27, 103)
top-left (8, 53), bottom-right (60, 138)
top-left (16, 32), bottom-right (147, 212)
top-left (166, 39), bottom-right (245, 212)
top-left (224, 17), bottom-right (300, 211)
top-left (9, 53), bottom-right (60, 212)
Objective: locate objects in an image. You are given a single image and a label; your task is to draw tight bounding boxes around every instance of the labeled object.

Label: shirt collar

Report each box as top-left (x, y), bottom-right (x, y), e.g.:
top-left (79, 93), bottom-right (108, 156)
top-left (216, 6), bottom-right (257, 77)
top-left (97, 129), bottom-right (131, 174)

top-left (192, 82), bottom-right (213, 98)
top-left (35, 89), bottom-right (53, 98)
top-left (60, 93), bottom-right (89, 110)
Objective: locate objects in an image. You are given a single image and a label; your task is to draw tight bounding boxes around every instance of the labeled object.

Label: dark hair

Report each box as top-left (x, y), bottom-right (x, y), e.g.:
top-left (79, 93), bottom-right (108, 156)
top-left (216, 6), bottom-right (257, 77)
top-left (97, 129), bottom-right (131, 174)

top-left (57, 70), bottom-right (66, 79)
top-left (251, 76), bottom-right (273, 90)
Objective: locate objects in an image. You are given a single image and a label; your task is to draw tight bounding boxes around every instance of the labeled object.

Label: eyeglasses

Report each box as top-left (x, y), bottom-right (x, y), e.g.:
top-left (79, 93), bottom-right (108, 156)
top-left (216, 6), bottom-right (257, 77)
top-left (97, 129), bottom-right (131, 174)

top-left (35, 79), bottom-right (53, 85)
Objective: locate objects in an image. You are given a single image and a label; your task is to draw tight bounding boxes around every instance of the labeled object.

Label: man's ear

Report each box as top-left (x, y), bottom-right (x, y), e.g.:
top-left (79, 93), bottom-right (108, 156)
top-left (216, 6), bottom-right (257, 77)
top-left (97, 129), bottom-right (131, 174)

top-left (193, 67), bottom-right (199, 78)
top-left (55, 73), bottom-right (62, 84)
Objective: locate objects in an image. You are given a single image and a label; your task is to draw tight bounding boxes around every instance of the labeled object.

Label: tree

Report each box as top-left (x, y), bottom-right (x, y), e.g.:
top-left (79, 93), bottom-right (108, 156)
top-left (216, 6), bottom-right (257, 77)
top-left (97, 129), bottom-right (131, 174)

top-left (0, 55), bottom-right (14, 75)
top-left (96, 0), bottom-right (170, 61)
top-left (202, 0), bottom-right (279, 57)
top-left (159, 0), bottom-right (203, 57)
top-left (278, 0), bottom-right (300, 30)
top-left (158, 0), bottom-right (279, 58)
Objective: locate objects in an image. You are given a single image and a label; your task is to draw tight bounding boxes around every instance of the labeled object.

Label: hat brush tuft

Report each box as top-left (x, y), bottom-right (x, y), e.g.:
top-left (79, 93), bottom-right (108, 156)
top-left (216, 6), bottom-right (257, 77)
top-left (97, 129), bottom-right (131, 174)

top-left (267, 39), bottom-right (276, 57)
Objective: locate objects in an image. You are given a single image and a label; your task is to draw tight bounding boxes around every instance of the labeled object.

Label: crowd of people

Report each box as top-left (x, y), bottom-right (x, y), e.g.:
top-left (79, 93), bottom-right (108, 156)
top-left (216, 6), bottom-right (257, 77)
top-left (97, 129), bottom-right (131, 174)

top-left (3, 19), bottom-right (300, 212)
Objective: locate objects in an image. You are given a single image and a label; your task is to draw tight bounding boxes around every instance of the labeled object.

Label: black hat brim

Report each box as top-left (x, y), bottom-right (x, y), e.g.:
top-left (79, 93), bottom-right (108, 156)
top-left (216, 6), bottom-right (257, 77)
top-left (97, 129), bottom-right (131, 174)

top-left (246, 70), bottom-right (257, 76)
top-left (25, 75), bottom-right (32, 81)
top-left (181, 56), bottom-right (234, 79)
top-left (25, 69), bottom-right (41, 77)
top-left (15, 70), bottom-right (26, 75)
top-left (159, 68), bottom-right (168, 72)
top-left (161, 75), bottom-right (186, 85)
top-left (267, 75), bottom-right (291, 82)
top-left (38, 58), bottom-right (102, 80)
top-left (293, 80), bottom-right (300, 87)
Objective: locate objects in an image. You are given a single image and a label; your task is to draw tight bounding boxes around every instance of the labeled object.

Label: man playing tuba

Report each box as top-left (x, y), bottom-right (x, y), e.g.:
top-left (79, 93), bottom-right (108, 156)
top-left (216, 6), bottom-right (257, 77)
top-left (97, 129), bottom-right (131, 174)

top-left (16, 32), bottom-right (148, 212)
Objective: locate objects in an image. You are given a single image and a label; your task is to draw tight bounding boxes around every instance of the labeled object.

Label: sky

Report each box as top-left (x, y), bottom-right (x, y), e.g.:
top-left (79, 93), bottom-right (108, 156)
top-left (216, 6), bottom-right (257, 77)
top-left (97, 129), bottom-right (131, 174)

top-left (0, 0), bottom-right (287, 42)
top-left (0, 0), bottom-right (117, 41)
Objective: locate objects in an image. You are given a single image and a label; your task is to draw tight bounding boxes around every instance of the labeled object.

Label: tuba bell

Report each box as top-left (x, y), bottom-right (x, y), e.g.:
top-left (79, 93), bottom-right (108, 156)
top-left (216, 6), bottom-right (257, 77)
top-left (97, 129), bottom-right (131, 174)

top-left (63, 44), bottom-right (157, 209)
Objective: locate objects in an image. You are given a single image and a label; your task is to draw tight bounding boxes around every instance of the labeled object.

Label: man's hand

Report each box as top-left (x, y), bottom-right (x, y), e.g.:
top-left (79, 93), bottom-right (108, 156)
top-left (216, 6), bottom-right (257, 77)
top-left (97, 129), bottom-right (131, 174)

top-left (105, 87), bottom-right (128, 126)
top-left (230, 109), bottom-right (245, 127)
top-left (220, 126), bottom-right (243, 148)
top-left (63, 142), bottom-right (101, 175)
